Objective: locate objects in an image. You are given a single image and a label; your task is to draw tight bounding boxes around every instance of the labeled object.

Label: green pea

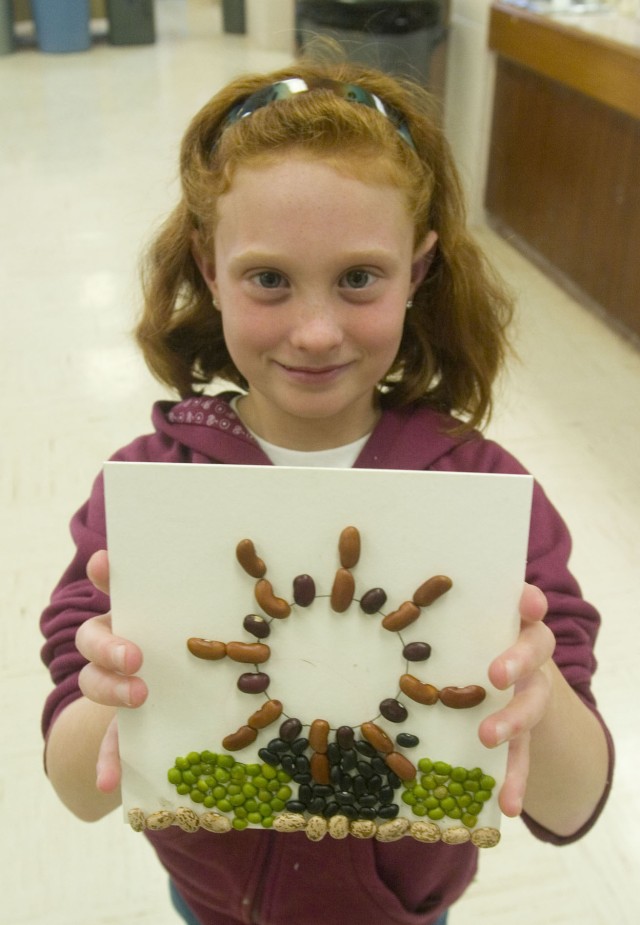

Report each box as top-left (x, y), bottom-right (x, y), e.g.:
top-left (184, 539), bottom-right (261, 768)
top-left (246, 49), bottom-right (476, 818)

top-left (189, 764), bottom-right (203, 777)
top-left (168, 768), bottom-right (182, 786)
top-left (244, 799), bottom-right (258, 814)
top-left (259, 803), bottom-right (272, 818)
top-left (433, 774), bottom-right (449, 785)
top-left (190, 790), bottom-right (205, 804)
top-left (276, 785), bottom-right (292, 802)
top-left (258, 789), bottom-right (271, 803)
top-left (204, 796), bottom-right (215, 808)
top-left (217, 798), bottom-right (232, 813)
top-left (476, 790), bottom-right (492, 803)
top-left (246, 763), bottom-right (261, 777)
top-left (425, 796), bottom-right (439, 811)
top-left (465, 780), bottom-right (479, 793)
top-left (218, 755), bottom-right (236, 769)
top-left (450, 766), bottom-right (468, 782)
top-left (446, 806), bottom-right (462, 819)
top-left (227, 783), bottom-right (242, 796)
top-left (201, 750), bottom-right (217, 764)
top-left (467, 802), bottom-right (482, 816)
top-left (467, 767), bottom-right (482, 781)
top-left (213, 785), bottom-right (226, 800)
top-left (433, 761), bottom-right (451, 776)
top-left (175, 756), bottom-right (190, 771)
top-left (428, 807), bottom-right (445, 821)
top-left (187, 751), bottom-right (201, 765)
top-left (481, 775), bottom-right (496, 791)
top-left (177, 783), bottom-right (190, 796)
top-left (418, 758), bottom-right (433, 774)
top-left (277, 770), bottom-right (290, 783)
top-left (270, 798), bottom-right (285, 812)
top-left (267, 780), bottom-right (280, 793)
top-left (247, 812), bottom-right (262, 825)
top-left (214, 768), bottom-right (230, 783)
top-left (229, 793), bottom-right (245, 807)
top-left (412, 803), bottom-right (427, 816)
top-left (232, 817), bottom-right (248, 831)
top-left (413, 785), bottom-right (428, 800)
top-left (441, 797), bottom-right (456, 813)
top-left (421, 775), bottom-right (436, 790)
top-left (433, 786), bottom-right (448, 801)
top-left (402, 791), bottom-right (417, 806)
top-left (457, 794), bottom-right (472, 808)
top-left (261, 816), bottom-right (274, 829)
top-left (231, 766), bottom-right (245, 781)
top-left (234, 807), bottom-right (247, 819)
top-left (253, 776), bottom-right (268, 790)
top-left (448, 782), bottom-right (464, 796)
top-left (197, 779), bottom-right (209, 794)
top-left (262, 764), bottom-right (277, 780)
top-left (462, 813), bottom-right (478, 828)
top-left (242, 783), bottom-right (257, 798)
top-left (182, 770), bottom-right (197, 786)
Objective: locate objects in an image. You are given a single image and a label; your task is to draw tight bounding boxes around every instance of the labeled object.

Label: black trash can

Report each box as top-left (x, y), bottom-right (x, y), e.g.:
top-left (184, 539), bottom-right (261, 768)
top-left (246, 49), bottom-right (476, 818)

top-left (222, 0), bottom-right (246, 34)
top-left (106, 0), bottom-right (156, 46)
top-left (296, 1), bottom-right (447, 87)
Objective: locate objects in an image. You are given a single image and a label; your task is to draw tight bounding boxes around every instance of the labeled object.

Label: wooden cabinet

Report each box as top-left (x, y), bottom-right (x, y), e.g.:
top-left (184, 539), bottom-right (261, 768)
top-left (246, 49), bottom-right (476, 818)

top-left (486, 3), bottom-right (640, 341)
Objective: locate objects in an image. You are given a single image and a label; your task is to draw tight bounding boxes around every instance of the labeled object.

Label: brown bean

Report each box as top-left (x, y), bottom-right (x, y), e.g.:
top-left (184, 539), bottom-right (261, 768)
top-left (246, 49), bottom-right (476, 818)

top-left (338, 526), bottom-right (360, 568)
top-left (247, 699), bottom-right (283, 730)
top-left (222, 724), bottom-right (258, 751)
top-left (360, 721), bottom-right (394, 755)
top-left (310, 752), bottom-right (331, 785)
top-left (399, 674), bottom-right (439, 705)
top-left (438, 685), bottom-right (486, 709)
top-left (412, 575), bottom-right (452, 607)
top-left (381, 601), bottom-right (421, 632)
top-left (236, 539), bottom-right (267, 578)
top-left (384, 751), bottom-right (416, 782)
top-left (309, 718), bottom-right (330, 753)
top-left (226, 641), bottom-right (271, 664)
top-left (187, 638), bottom-right (227, 660)
top-left (255, 579), bottom-right (291, 619)
top-left (330, 568), bottom-right (355, 613)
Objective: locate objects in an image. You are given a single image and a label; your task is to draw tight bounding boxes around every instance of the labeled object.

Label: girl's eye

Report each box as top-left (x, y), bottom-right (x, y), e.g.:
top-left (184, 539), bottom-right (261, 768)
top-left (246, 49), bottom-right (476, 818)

top-left (341, 269), bottom-right (376, 290)
top-left (254, 270), bottom-right (286, 289)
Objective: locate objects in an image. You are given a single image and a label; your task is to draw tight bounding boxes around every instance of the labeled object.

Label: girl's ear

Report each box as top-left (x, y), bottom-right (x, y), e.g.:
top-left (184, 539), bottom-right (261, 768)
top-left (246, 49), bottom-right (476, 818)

top-left (410, 230), bottom-right (439, 293)
top-left (191, 231), bottom-right (218, 296)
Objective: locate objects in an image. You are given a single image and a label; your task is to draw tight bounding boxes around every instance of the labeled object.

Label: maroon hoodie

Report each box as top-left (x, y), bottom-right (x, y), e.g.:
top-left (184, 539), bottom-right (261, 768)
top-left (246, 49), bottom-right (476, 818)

top-left (41, 395), bottom-right (614, 925)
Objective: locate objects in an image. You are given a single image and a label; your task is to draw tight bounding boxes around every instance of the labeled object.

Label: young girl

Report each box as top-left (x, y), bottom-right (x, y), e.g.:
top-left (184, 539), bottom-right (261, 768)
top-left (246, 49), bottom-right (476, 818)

top-left (41, 57), bottom-right (613, 925)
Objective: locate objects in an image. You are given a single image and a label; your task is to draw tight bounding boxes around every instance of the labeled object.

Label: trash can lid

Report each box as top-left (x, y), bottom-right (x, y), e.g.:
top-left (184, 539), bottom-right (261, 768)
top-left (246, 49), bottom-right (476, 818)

top-left (296, 1), bottom-right (444, 33)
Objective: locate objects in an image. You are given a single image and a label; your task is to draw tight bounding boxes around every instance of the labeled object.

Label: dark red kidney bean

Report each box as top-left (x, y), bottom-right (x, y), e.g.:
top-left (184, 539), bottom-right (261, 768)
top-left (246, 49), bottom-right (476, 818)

top-left (243, 614), bottom-right (271, 639)
top-left (402, 641), bottom-right (432, 661)
top-left (237, 671), bottom-right (270, 693)
top-left (336, 726), bottom-right (355, 749)
top-left (359, 587), bottom-right (387, 614)
top-left (279, 717), bottom-right (303, 741)
top-left (379, 698), bottom-right (408, 723)
top-left (293, 574), bottom-right (316, 607)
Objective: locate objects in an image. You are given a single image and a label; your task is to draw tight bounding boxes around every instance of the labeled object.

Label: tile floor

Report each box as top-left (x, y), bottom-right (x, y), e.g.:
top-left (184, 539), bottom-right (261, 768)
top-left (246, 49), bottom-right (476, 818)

top-left (1, 2), bottom-right (639, 922)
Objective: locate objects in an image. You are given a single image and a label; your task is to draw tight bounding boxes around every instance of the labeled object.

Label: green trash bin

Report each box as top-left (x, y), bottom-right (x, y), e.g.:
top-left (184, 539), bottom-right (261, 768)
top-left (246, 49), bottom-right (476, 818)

top-left (222, 0), bottom-right (245, 34)
top-left (106, 0), bottom-right (156, 46)
top-left (0, 0), bottom-right (14, 56)
top-left (31, 0), bottom-right (92, 53)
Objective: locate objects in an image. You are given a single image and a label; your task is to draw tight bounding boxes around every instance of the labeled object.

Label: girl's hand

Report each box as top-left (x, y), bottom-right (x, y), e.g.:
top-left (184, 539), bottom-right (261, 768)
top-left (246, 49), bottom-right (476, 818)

top-left (76, 550), bottom-right (148, 792)
top-left (479, 583), bottom-right (555, 817)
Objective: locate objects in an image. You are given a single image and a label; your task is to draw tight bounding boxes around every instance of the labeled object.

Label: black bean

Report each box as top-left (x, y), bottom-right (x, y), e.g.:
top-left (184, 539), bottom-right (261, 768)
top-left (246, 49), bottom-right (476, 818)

top-left (324, 802), bottom-right (340, 817)
top-left (358, 794), bottom-right (377, 808)
top-left (267, 738), bottom-right (289, 754)
top-left (340, 749), bottom-right (357, 772)
top-left (281, 756), bottom-right (295, 775)
top-left (379, 698), bottom-right (408, 723)
top-left (327, 742), bottom-right (341, 765)
top-left (353, 776), bottom-right (367, 798)
top-left (387, 771), bottom-right (402, 789)
top-left (309, 797), bottom-right (326, 814)
top-left (342, 805), bottom-right (358, 820)
top-left (335, 791), bottom-right (355, 805)
top-left (298, 784), bottom-right (312, 805)
top-left (279, 718), bottom-right (302, 742)
top-left (359, 807), bottom-right (377, 820)
top-left (285, 800), bottom-right (306, 814)
top-left (330, 765), bottom-right (342, 785)
top-left (378, 804), bottom-right (400, 819)
top-left (355, 740), bottom-right (377, 758)
top-left (357, 761), bottom-right (374, 779)
top-left (371, 756), bottom-right (387, 775)
top-left (396, 732), bottom-right (420, 748)
top-left (291, 737), bottom-right (309, 755)
top-left (258, 748), bottom-right (279, 766)
top-left (379, 785), bottom-right (394, 804)
top-left (293, 772), bottom-right (312, 785)
top-left (340, 772), bottom-right (352, 791)
top-left (313, 785), bottom-right (334, 799)
top-left (367, 774), bottom-right (383, 794)
top-left (295, 755), bottom-right (310, 774)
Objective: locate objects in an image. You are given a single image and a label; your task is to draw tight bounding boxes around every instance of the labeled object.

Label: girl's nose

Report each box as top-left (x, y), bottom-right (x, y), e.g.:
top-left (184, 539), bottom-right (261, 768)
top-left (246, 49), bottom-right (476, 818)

top-left (289, 304), bottom-right (344, 353)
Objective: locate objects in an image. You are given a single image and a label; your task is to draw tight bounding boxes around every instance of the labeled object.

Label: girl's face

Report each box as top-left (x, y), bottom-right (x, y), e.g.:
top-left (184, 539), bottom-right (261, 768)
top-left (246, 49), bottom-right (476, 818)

top-left (196, 155), bottom-right (435, 450)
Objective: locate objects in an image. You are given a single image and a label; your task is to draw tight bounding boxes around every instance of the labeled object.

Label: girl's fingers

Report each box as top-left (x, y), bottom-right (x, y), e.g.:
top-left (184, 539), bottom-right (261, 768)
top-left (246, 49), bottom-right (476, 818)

top-left (488, 619), bottom-right (556, 691)
top-left (519, 582), bottom-right (548, 624)
top-left (78, 662), bottom-right (148, 708)
top-left (87, 549), bottom-right (110, 595)
top-left (96, 716), bottom-right (122, 793)
top-left (480, 667), bottom-right (551, 749)
top-left (75, 612), bottom-right (143, 677)
top-left (499, 730), bottom-right (531, 817)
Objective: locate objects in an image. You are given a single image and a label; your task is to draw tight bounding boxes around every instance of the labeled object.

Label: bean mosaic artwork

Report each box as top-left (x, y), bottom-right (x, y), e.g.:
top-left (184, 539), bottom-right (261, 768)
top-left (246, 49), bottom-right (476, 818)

top-left (128, 527), bottom-right (501, 846)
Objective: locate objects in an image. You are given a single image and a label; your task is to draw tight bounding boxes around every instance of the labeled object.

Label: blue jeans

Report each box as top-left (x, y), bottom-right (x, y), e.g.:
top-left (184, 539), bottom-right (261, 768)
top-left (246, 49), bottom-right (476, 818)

top-left (170, 879), bottom-right (448, 925)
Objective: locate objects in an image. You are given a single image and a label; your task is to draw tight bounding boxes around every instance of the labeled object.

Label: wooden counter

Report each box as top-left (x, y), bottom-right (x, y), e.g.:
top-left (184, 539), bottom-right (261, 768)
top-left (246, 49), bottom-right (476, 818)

top-left (485, 3), bottom-right (640, 341)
